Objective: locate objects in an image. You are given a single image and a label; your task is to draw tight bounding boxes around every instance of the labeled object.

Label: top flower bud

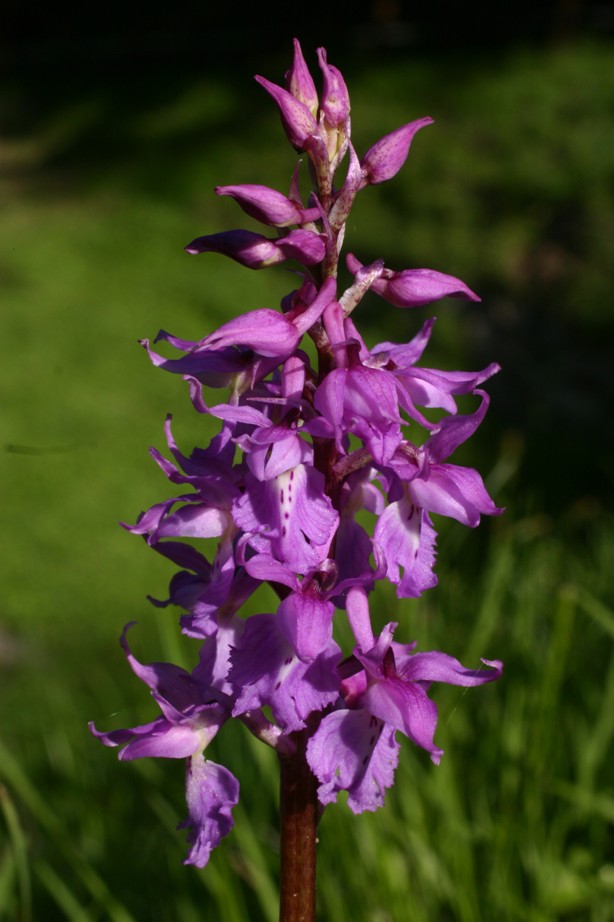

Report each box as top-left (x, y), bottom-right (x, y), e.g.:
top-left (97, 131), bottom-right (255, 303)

top-left (316, 48), bottom-right (350, 131)
top-left (361, 117), bottom-right (434, 187)
top-left (285, 38), bottom-right (319, 117)
top-left (255, 75), bottom-right (320, 152)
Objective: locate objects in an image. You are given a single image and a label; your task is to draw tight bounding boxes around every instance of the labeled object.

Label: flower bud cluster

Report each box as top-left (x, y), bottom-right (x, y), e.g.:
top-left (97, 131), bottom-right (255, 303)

top-left (91, 41), bottom-right (503, 868)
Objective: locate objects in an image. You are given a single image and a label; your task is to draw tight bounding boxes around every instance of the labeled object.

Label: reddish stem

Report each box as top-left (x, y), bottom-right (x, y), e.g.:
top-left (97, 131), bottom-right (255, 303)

top-left (278, 728), bottom-right (319, 922)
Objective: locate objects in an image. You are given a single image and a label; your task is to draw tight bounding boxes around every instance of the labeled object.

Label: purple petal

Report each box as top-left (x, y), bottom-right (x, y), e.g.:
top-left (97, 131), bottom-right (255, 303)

top-left (365, 679), bottom-right (443, 764)
top-left (215, 184), bottom-right (302, 227)
top-left (154, 503), bottom-right (230, 540)
top-left (285, 38), bottom-right (318, 115)
top-left (317, 47), bottom-right (350, 129)
top-left (371, 267), bottom-right (480, 308)
top-left (306, 709), bottom-right (399, 813)
top-left (233, 466), bottom-right (338, 572)
top-left (231, 614), bottom-right (341, 732)
top-left (181, 754), bottom-right (240, 868)
top-left (374, 499), bottom-right (438, 598)
top-left (398, 651), bottom-right (503, 686)
top-left (360, 117), bottom-right (433, 187)
top-left (277, 591), bottom-right (335, 662)
top-left (197, 308), bottom-right (300, 358)
top-left (276, 228), bottom-right (326, 265)
top-left (185, 229), bottom-right (283, 267)
top-left (425, 389), bottom-right (491, 462)
top-left (409, 464), bottom-right (501, 527)
top-left (255, 75), bottom-right (320, 150)
top-left (119, 724), bottom-right (203, 760)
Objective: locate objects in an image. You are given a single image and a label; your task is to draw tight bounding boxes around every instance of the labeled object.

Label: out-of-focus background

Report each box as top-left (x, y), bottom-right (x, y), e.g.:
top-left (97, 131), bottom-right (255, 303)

top-left (2, 2), bottom-right (614, 919)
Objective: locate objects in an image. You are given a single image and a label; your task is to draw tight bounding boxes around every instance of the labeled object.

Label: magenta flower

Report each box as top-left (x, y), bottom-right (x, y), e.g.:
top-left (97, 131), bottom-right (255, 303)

top-left (347, 253), bottom-right (480, 308)
top-left (360, 118), bottom-right (434, 187)
top-left (185, 227), bottom-right (325, 268)
top-left (89, 625), bottom-right (239, 867)
top-left (93, 40), bottom-right (503, 884)
top-left (215, 184), bottom-right (319, 227)
top-left (307, 592), bottom-right (502, 811)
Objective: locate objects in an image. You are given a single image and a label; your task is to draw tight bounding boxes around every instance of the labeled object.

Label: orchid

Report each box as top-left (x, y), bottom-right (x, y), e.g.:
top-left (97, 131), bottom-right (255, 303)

top-left (92, 40), bottom-right (503, 919)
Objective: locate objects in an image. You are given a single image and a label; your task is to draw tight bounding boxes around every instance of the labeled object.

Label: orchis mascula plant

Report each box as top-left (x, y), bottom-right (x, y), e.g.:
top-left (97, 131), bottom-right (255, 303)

top-left (91, 40), bottom-right (502, 920)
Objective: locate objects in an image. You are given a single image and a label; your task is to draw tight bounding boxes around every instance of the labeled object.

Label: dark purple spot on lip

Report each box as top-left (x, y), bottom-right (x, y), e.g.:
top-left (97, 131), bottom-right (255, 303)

top-left (280, 489), bottom-right (284, 503)
top-left (290, 470), bottom-right (294, 481)
top-left (282, 526), bottom-right (287, 537)
top-left (284, 512), bottom-right (290, 519)
top-left (275, 681), bottom-right (281, 690)
top-left (284, 657), bottom-right (292, 665)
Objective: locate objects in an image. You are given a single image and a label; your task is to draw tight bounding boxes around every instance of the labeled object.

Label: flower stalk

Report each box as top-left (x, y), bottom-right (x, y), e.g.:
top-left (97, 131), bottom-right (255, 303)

top-left (279, 727), bottom-right (319, 922)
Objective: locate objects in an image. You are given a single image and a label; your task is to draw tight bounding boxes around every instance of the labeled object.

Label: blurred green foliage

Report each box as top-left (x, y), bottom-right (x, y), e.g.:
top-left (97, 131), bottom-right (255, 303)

top-left (1, 39), bottom-right (613, 920)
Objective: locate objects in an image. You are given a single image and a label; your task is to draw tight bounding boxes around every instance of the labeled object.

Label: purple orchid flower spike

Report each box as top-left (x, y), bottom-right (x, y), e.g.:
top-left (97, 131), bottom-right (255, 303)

top-left (94, 39), bottom-right (503, 892)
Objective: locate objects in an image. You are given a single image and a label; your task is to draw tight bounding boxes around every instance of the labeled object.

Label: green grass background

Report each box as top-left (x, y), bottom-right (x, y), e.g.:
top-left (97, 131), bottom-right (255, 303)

top-left (2, 39), bottom-right (614, 920)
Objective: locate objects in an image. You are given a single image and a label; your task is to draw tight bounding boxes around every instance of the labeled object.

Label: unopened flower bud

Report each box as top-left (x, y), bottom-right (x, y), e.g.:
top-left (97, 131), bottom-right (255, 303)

top-left (185, 228), bottom-right (325, 269)
top-left (255, 75), bottom-right (320, 151)
top-left (216, 184), bottom-right (304, 227)
top-left (317, 48), bottom-right (350, 131)
top-left (285, 38), bottom-right (319, 116)
top-left (361, 117), bottom-right (433, 187)
top-left (346, 253), bottom-right (480, 307)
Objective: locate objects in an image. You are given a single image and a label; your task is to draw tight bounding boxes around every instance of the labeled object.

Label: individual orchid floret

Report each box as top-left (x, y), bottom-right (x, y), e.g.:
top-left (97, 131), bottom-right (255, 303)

top-left (254, 74), bottom-right (321, 151)
top-left (316, 47), bottom-right (351, 168)
top-left (185, 228), bottom-right (325, 269)
top-left (215, 184), bottom-right (320, 228)
top-left (230, 607), bottom-right (342, 734)
top-left (191, 276), bottom-right (335, 361)
top-left (355, 621), bottom-right (502, 763)
top-left (307, 606), bottom-right (502, 812)
top-left (233, 463), bottom-right (339, 572)
top-left (317, 48), bottom-right (350, 132)
top-left (346, 253), bottom-right (480, 308)
top-left (367, 319), bottom-right (500, 425)
top-left (285, 38), bottom-right (319, 116)
top-left (314, 362), bottom-right (403, 465)
top-left (360, 117), bottom-right (434, 187)
top-left (89, 624), bottom-right (239, 867)
top-left (374, 393), bottom-right (503, 597)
